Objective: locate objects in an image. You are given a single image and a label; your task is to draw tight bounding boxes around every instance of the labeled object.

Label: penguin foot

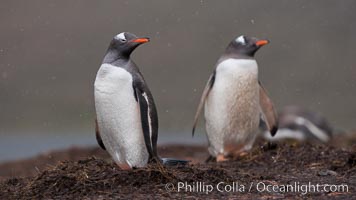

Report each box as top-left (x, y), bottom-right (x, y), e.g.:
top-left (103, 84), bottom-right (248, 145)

top-left (118, 163), bottom-right (131, 170)
top-left (161, 158), bottom-right (189, 166)
top-left (216, 154), bottom-right (228, 162)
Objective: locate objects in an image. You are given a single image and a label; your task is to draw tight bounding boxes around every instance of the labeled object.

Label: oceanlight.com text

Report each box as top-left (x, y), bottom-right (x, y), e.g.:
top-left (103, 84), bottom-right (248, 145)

top-left (164, 181), bottom-right (349, 195)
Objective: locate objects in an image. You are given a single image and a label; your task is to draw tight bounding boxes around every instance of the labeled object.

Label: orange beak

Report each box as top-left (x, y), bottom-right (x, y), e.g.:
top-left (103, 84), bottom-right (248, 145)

top-left (255, 40), bottom-right (269, 47)
top-left (131, 38), bottom-right (150, 44)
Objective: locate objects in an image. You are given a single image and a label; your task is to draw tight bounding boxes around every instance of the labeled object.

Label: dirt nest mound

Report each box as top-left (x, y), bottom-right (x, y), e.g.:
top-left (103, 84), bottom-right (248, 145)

top-left (1, 143), bottom-right (355, 199)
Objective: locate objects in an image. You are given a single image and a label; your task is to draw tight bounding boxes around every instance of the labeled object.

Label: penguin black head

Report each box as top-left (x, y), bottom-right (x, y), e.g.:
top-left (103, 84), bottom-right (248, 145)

top-left (107, 32), bottom-right (150, 59)
top-left (226, 35), bottom-right (269, 57)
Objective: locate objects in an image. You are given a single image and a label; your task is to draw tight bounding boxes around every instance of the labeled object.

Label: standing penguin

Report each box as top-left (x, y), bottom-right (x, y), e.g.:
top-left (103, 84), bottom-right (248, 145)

top-left (95, 32), bottom-right (187, 169)
top-left (192, 35), bottom-right (278, 162)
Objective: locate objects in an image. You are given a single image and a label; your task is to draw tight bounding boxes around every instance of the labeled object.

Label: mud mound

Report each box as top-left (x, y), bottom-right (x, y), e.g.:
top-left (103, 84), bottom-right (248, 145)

top-left (1, 143), bottom-right (355, 199)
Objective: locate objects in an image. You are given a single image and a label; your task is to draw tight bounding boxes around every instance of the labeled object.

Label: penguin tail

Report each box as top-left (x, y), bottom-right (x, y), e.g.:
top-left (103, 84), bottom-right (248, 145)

top-left (160, 158), bottom-right (190, 166)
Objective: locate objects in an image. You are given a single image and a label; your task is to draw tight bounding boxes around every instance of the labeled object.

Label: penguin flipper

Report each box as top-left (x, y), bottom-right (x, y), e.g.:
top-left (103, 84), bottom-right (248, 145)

top-left (192, 71), bottom-right (216, 136)
top-left (259, 81), bottom-right (278, 136)
top-left (134, 87), bottom-right (156, 158)
top-left (95, 118), bottom-right (106, 150)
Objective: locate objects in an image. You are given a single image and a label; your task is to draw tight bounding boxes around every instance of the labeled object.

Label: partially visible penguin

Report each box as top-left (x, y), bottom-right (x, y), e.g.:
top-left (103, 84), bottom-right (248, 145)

top-left (262, 106), bottom-right (333, 143)
top-left (94, 32), bottom-right (187, 169)
top-left (192, 35), bottom-right (278, 162)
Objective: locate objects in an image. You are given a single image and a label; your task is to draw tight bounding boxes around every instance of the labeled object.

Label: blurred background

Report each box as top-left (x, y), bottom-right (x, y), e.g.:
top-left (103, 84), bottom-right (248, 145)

top-left (0, 0), bottom-right (355, 161)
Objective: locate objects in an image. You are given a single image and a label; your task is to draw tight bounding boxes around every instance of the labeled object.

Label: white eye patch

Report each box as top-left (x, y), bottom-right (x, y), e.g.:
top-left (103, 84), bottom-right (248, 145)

top-left (235, 35), bottom-right (246, 45)
top-left (115, 32), bottom-right (126, 40)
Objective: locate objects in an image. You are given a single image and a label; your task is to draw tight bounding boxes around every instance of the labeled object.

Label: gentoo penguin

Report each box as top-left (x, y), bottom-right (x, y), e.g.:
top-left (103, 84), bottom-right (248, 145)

top-left (263, 106), bottom-right (333, 143)
top-left (94, 32), bottom-right (187, 169)
top-left (192, 35), bottom-right (278, 162)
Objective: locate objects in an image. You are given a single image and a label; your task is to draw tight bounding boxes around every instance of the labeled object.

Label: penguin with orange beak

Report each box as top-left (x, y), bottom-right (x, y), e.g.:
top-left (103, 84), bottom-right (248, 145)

top-left (192, 35), bottom-right (278, 162)
top-left (95, 32), bottom-right (187, 169)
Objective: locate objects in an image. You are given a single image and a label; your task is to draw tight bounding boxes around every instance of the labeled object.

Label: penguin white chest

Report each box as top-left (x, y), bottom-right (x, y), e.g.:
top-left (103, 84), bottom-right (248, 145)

top-left (94, 64), bottom-right (148, 168)
top-left (204, 59), bottom-right (260, 156)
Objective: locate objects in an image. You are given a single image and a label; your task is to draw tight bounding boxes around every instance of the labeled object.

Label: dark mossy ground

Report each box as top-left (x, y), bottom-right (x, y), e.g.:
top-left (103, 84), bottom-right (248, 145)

top-left (0, 141), bottom-right (355, 199)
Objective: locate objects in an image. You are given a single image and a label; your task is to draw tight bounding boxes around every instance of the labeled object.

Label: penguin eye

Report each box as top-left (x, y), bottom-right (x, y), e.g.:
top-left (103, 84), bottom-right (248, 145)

top-left (120, 39), bottom-right (127, 43)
